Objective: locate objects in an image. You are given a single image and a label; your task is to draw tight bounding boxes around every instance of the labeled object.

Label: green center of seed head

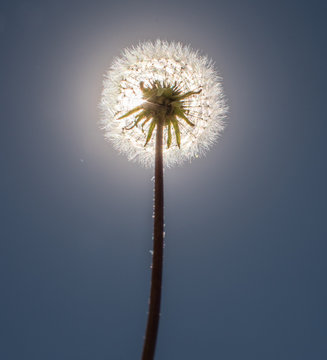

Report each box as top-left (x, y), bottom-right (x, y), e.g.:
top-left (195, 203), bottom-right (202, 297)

top-left (118, 80), bottom-right (202, 148)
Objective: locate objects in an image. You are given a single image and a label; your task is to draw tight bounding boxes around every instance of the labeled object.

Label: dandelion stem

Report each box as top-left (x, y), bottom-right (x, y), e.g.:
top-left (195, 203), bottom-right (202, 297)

top-left (142, 120), bottom-right (164, 360)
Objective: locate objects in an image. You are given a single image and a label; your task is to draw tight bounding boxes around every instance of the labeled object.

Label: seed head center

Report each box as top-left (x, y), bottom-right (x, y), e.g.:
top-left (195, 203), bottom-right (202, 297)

top-left (119, 80), bottom-right (202, 148)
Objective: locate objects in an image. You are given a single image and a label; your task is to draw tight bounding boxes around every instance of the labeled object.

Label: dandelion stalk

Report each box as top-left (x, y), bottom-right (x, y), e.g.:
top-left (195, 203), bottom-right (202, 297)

top-left (142, 119), bottom-right (164, 360)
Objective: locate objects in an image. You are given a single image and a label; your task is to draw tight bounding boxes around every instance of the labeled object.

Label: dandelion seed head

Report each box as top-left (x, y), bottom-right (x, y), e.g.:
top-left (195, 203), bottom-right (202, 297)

top-left (100, 40), bottom-right (228, 167)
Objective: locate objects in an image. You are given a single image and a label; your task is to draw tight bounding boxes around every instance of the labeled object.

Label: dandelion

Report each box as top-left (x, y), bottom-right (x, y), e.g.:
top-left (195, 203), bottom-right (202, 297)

top-left (100, 40), bottom-right (227, 360)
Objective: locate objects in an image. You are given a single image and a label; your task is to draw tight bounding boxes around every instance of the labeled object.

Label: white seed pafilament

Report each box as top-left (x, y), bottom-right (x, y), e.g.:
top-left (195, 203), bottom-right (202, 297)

top-left (100, 40), bottom-right (228, 167)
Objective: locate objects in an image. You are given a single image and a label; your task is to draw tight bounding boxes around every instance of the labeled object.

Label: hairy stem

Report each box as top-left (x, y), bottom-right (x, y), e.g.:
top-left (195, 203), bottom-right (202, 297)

top-left (141, 121), bottom-right (164, 360)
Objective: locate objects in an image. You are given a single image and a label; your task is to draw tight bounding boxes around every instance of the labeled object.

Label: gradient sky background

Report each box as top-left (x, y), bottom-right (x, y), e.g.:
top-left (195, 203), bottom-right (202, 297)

top-left (1, 0), bottom-right (327, 359)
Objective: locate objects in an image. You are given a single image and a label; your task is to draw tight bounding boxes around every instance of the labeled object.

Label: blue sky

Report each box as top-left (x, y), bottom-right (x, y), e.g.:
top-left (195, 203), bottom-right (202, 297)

top-left (1, 1), bottom-right (327, 359)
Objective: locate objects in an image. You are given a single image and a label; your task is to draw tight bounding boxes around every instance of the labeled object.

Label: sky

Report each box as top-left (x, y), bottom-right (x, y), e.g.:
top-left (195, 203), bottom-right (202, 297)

top-left (1, 0), bottom-right (327, 359)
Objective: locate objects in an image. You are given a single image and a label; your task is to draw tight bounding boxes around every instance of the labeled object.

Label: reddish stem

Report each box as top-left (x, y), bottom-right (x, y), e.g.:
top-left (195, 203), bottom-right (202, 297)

top-left (141, 122), bottom-right (164, 360)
